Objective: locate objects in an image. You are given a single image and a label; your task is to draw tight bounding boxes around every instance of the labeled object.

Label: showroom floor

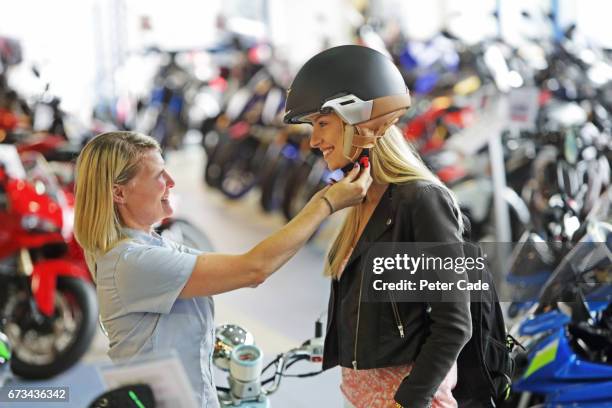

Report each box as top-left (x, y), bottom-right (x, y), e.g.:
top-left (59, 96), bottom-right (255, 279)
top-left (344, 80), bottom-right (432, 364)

top-left (4, 144), bottom-right (343, 407)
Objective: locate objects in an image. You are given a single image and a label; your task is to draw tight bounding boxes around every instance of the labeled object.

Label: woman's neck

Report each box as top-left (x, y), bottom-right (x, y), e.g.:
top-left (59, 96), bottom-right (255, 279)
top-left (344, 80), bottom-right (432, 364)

top-left (364, 180), bottom-right (389, 205)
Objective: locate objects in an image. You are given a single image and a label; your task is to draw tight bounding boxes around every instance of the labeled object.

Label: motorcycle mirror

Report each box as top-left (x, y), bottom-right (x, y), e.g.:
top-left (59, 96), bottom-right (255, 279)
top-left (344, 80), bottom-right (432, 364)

top-left (213, 324), bottom-right (254, 371)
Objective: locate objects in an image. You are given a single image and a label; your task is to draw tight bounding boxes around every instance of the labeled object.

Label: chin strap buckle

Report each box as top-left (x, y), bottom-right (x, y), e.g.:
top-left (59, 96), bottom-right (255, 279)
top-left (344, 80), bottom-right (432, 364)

top-left (341, 149), bottom-right (370, 175)
top-left (358, 156), bottom-right (369, 168)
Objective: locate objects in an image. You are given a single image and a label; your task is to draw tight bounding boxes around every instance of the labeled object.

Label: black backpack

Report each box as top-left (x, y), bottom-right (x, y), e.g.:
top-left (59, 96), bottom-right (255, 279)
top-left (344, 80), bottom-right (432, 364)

top-left (452, 242), bottom-right (518, 408)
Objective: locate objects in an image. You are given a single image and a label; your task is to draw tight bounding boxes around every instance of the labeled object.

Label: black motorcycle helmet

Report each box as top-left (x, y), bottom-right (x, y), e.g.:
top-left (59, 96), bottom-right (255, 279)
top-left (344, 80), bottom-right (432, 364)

top-left (283, 45), bottom-right (411, 162)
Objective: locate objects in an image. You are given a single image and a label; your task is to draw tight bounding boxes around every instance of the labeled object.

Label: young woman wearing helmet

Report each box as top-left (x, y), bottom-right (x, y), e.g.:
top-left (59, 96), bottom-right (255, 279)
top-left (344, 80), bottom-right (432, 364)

top-left (284, 45), bottom-right (472, 408)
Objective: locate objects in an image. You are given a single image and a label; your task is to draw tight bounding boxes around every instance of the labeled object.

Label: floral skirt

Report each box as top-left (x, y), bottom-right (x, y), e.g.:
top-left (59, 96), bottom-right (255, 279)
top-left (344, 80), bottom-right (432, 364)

top-left (340, 362), bottom-right (458, 408)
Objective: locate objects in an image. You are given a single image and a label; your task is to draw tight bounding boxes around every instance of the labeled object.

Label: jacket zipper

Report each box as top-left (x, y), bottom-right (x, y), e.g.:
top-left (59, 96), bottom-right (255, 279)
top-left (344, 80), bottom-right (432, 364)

top-left (352, 264), bottom-right (365, 370)
top-left (327, 283), bottom-right (335, 336)
top-left (390, 299), bottom-right (405, 338)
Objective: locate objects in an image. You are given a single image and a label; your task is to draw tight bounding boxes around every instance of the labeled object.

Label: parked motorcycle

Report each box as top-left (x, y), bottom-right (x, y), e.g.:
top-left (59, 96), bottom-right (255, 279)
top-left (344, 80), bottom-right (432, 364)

top-left (507, 188), bottom-right (611, 407)
top-left (0, 145), bottom-right (97, 379)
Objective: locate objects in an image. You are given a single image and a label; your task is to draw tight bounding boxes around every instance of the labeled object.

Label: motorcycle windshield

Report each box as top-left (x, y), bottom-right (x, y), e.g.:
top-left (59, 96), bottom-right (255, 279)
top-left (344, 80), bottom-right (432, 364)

top-left (538, 188), bottom-right (612, 307)
top-left (20, 151), bottom-right (71, 205)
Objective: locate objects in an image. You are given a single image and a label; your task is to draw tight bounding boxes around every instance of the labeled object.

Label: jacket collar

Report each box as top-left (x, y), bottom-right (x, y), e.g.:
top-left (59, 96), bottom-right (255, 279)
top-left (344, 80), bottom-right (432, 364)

top-left (343, 184), bottom-right (397, 270)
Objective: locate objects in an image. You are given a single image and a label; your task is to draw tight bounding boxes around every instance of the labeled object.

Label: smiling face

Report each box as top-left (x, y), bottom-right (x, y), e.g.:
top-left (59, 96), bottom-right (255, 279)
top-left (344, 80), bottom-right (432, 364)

top-left (113, 149), bottom-right (175, 232)
top-left (309, 112), bottom-right (356, 170)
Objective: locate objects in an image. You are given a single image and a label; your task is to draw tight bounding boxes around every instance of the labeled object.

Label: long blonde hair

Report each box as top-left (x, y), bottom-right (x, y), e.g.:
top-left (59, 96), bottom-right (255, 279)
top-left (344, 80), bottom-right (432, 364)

top-left (73, 131), bottom-right (160, 279)
top-left (325, 125), bottom-right (464, 278)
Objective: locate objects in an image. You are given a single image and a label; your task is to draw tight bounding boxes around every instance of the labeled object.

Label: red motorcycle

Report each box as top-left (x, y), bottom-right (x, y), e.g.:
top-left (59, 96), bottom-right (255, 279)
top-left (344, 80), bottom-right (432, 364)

top-left (402, 99), bottom-right (474, 185)
top-left (0, 145), bottom-right (97, 379)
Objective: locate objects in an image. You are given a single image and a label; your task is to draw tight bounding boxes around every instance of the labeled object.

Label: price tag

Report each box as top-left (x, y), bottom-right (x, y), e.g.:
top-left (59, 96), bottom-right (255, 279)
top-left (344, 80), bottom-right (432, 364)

top-left (507, 86), bottom-right (540, 131)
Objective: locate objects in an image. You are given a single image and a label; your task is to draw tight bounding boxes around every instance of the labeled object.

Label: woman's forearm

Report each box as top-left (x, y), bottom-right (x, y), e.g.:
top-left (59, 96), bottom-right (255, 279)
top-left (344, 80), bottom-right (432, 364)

top-left (179, 165), bottom-right (369, 298)
top-left (179, 199), bottom-right (330, 298)
top-left (246, 197), bottom-right (330, 278)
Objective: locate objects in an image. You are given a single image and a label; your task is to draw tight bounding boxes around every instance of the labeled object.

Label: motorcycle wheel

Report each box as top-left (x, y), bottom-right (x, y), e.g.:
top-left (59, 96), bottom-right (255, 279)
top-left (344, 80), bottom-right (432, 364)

top-left (219, 137), bottom-right (262, 200)
top-left (282, 162), bottom-right (316, 221)
top-left (259, 156), bottom-right (296, 213)
top-left (282, 156), bottom-right (327, 221)
top-left (280, 161), bottom-right (327, 242)
top-left (204, 134), bottom-right (241, 189)
top-left (7, 277), bottom-right (97, 380)
top-left (156, 218), bottom-right (215, 252)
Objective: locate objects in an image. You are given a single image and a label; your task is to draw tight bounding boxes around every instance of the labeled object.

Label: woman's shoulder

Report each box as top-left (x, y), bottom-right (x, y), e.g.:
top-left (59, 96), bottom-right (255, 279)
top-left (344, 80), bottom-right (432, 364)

top-left (95, 238), bottom-right (146, 269)
top-left (392, 179), bottom-right (466, 241)
top-left (392, 179), bottom-right (452, 205)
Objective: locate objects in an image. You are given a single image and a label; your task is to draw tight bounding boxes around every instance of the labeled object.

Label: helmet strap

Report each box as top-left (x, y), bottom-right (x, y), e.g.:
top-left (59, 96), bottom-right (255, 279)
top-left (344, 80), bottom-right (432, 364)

top-left (340, 110), bottom-right (404, 163)
top-left (341, 123), bottom-right (360, 162)
top-left (338, 109), bottom-right (406, 175)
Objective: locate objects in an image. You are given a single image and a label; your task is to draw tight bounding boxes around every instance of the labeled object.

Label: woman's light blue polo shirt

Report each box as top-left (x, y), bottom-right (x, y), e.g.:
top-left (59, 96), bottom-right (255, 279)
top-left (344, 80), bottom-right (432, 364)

top-left (95, 228), bottom-right (219, 408)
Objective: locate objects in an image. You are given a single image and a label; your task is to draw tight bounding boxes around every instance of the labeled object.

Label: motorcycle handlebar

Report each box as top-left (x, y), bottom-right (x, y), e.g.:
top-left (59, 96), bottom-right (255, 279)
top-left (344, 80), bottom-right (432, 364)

top-left (217, 319), bottom-right (325, 403)
top-left (262, 347), bottom-right (313, 396)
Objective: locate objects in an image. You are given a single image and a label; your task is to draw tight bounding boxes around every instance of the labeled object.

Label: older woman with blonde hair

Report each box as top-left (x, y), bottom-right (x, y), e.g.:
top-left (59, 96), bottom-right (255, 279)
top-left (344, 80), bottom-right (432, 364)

top-left (284, 45), bottom-right (472, 408)
top-left (73, 130), bottom-right (371, 408)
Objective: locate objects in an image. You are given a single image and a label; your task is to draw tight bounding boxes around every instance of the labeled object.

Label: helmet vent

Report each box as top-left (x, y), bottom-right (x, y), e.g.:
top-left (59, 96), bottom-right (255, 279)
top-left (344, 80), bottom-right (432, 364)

top-left (340, 100), bottom-right (355, 106)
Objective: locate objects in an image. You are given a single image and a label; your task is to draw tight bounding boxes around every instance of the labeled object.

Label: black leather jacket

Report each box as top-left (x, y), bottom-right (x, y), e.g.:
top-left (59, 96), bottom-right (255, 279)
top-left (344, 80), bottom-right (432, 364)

top-left (322, 180), bottom-right (472, 408)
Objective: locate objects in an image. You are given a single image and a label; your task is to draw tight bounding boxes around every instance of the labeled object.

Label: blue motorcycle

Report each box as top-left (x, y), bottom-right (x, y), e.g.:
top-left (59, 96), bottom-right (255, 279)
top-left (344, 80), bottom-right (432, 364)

top-left (508, 189), bottom-right (612, 407)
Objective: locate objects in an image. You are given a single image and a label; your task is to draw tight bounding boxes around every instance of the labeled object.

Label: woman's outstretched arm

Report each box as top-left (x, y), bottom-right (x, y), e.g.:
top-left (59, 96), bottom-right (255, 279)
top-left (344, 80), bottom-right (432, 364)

top-left (179, 164), bottom-right (371, 298)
